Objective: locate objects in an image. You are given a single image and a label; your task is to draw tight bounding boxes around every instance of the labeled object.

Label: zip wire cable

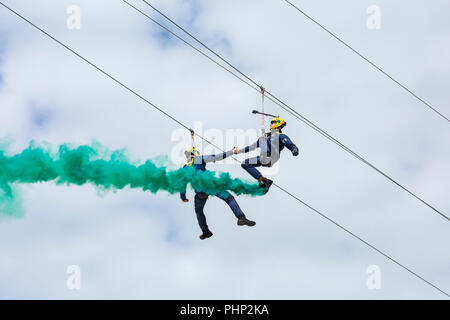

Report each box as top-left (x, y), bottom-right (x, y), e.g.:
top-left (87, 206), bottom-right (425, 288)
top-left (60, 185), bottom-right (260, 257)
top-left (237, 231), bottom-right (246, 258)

top-left (120, 0), bottom-right (263, 93)
top-left (283, 0), bottom-right (449, 122)
top-left (1, 1), bottom-right (448, 298)
top-left (131, 0), bottom-right (449, 221)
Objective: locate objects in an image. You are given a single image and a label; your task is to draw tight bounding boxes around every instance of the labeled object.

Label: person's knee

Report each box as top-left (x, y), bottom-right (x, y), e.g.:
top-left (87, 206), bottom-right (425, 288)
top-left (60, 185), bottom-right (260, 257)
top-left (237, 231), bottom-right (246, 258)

top-left (241, 162), bottom-right (248, 169)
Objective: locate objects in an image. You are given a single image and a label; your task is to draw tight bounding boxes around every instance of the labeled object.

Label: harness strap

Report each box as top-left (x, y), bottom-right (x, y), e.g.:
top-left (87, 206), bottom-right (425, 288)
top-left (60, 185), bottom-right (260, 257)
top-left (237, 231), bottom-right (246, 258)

top-left (260, 86), bottom-right (265, 136)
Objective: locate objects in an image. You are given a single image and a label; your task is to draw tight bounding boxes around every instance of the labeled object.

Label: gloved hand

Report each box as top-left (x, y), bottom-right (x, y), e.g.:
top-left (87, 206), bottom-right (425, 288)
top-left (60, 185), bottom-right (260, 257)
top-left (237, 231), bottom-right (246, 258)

top-left (292, 149), bottom-right (299, 157)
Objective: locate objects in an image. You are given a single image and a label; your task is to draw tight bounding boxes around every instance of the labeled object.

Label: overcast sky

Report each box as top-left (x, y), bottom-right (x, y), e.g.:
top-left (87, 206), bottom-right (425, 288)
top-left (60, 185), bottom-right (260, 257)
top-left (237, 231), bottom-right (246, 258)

top-left (0, 0), bottom-right (449, 299)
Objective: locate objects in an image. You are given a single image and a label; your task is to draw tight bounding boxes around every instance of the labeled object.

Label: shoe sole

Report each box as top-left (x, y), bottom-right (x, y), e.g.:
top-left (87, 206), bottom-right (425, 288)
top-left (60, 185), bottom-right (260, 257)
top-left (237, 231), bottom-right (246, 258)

top-left (238, 222), bottom-right (256, 227)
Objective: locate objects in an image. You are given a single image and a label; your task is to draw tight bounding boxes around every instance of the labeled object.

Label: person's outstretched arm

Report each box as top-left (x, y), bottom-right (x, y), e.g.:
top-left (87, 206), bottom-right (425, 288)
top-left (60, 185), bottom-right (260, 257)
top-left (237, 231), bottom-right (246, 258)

top-left (180, 165), bottom-right (189, 202)
top-left (238, 140), bottom-right (260, 155)
top-left (194, 147), bottom-right (239, 164)
top-left (280, 134), bottom-right (299, 156)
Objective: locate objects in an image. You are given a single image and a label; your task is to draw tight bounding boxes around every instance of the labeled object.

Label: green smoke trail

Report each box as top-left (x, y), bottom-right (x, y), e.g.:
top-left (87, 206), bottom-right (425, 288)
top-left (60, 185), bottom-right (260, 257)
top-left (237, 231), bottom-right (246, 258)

top-left (0, 142), bottom-right (263, 217)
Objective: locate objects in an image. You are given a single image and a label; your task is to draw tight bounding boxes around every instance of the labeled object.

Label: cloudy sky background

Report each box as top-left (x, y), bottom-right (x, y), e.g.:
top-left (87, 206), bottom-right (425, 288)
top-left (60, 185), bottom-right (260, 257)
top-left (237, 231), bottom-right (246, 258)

top-left (0, 0), bottom-right (449, 299)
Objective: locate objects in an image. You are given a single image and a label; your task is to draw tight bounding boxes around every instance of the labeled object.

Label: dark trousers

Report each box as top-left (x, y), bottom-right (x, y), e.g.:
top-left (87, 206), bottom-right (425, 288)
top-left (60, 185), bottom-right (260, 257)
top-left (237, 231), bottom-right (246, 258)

top-left (194, 191), bottom-right (244, 231)
top-left (241, 156), bottom-right (271, 180)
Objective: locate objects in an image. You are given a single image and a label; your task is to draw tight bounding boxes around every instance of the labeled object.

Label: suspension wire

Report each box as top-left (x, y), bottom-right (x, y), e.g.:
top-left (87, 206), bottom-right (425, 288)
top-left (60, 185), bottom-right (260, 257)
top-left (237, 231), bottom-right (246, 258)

top-left (133, 0), bottom-right (449, 221)
top-left (261, 86), bottom-right (266, 135)
top-left (1, 1), bottom-right (448, 298)
top-left (283, 0), bottom-right (449, 122)
top-left (121, 0), bottom-right (261, 92)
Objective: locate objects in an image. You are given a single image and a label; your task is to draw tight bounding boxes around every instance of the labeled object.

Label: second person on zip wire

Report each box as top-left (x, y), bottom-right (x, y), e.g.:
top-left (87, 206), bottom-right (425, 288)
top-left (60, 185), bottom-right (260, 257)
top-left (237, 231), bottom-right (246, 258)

top-left (237, 117), bottom-right (299, 194)
top-left (180, 147), bottom-right (256, 240)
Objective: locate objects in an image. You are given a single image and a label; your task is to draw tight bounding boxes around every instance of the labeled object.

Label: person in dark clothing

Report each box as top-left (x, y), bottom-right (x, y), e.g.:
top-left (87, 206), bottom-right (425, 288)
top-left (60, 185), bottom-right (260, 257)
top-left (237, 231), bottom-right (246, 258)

top-left (239, 117), bottom-right (299, 194)
top-left (180, 147), bottom-right (256, 240)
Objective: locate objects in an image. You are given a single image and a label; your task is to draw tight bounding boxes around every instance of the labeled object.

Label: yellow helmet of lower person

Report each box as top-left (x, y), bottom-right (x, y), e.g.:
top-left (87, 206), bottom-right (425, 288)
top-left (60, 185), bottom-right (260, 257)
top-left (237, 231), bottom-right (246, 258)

top-left (184, 147), bottom-right (200, 158)
top-left (270, 117), bottom-right (286, 130)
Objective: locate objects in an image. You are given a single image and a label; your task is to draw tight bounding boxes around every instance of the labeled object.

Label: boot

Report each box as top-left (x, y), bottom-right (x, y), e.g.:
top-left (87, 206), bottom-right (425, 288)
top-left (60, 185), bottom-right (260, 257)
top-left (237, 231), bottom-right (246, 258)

top-left (199, 229), bottom-right (213, 240)
top-left (238, 214), bottom-right (256, 227)
top-left (258, 177), bottom-right (273, 194)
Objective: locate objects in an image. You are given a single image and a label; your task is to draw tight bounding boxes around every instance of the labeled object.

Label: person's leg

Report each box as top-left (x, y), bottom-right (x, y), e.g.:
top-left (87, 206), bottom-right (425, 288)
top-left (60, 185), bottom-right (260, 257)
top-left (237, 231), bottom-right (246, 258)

top-left (216, 191), bottom-right (256, 227)
top-left (216, 191), bottom-right (244, 218)
top-left (194, 192), bottom-right (210, 234)
top-left (241, 157), bottom-right (263, 180)
top-left (241, 157), bottom-right (273, 194)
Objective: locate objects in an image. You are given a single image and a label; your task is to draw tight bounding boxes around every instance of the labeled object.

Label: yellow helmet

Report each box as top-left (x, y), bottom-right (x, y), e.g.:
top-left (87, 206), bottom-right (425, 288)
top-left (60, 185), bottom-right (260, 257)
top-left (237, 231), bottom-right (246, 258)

top-left (270, 117), bottom-right (286, 130)
top-left (184, 147), bottom-right (200, 158)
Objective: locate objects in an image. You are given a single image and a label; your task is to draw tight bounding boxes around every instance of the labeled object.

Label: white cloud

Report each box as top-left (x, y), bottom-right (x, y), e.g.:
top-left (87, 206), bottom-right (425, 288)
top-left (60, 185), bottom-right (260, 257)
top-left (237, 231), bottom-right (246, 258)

top-left (0, 0), bottom-right (448, 299)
